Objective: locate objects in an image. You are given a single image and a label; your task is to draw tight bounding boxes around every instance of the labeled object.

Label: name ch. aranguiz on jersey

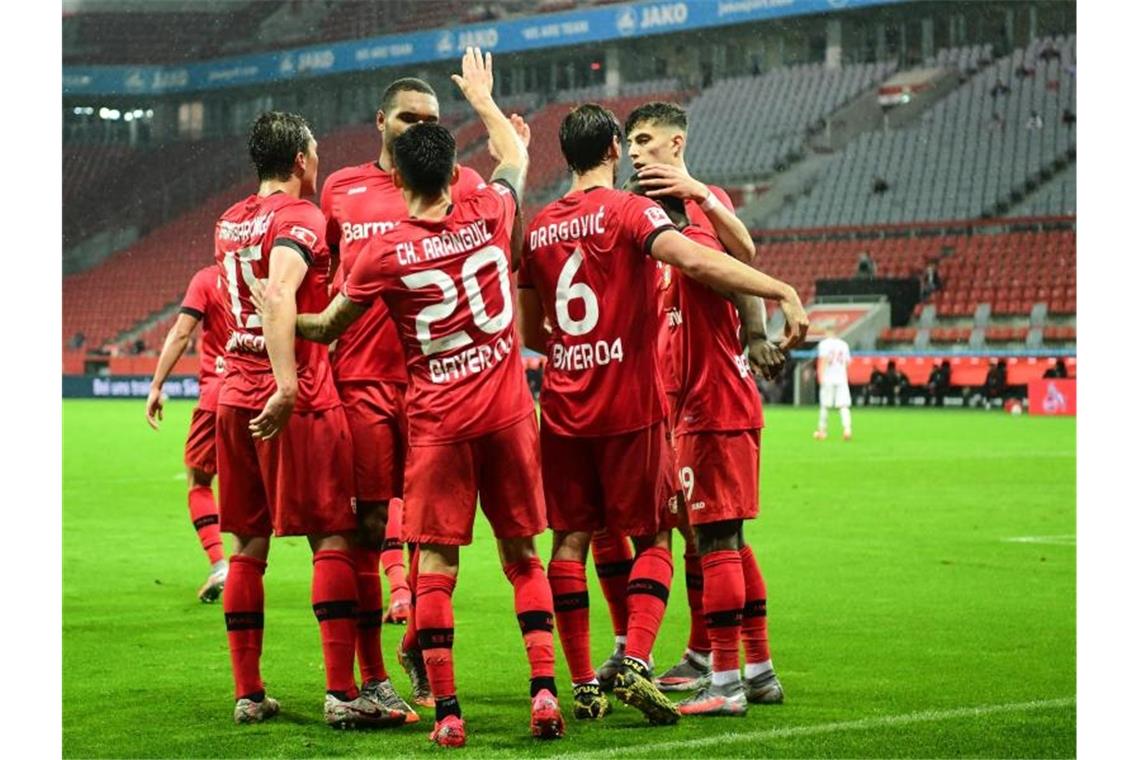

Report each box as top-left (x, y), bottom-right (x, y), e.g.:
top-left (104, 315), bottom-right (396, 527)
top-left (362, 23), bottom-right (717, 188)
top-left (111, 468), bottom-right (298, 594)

top-left (528, 207), bottom-right (607, 250)
top-left (398, 220), bottom-right (493, 265)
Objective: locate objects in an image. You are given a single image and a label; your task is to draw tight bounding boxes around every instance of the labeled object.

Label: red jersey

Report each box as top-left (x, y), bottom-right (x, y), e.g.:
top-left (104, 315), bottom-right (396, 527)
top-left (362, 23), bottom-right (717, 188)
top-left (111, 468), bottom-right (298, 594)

top-left (213, 192), bottom-right (339, 412)
top-left (671, 225), bottom-right (764, 435)
top-left (321, 161), bottom-right (485, 384)
top-left (179, 265), bottom-right (228, 412)
top-left (344, 180), bottom-right (532, 445)
top-left (520, 187), bottom-right (678, 437)
top-left (657, 185), bottom-right (734, 397)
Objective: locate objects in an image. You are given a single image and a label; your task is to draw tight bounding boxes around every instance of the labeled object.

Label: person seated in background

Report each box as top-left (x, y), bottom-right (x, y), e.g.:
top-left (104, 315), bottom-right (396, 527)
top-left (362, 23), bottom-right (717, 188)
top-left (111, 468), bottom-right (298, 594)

top-left (920, 263), bottom-right (942, 299)
top-left (855, 250), bottom-right (877, 279)
top-left (883, 360), bottom-right (909, 406)
top-left (1062, 108), bottom-right (1076, 127)
top-left (1043, 358), bottom-right (1069, 379)
top-left (1025, 111), bottom-right (1044, 130)
top-left (989, 79), bottom-right (1011, 97)
top-left (69, 331), bottom-right (86, 350)
top-left (871, 176), bottom-right (889, 194)
top-left (982, 359), bottom-right (1008, 407)
top-left (926, 360), bottom-right (952, 407)
top-left (1038, 42), bottom-right (1061, 61)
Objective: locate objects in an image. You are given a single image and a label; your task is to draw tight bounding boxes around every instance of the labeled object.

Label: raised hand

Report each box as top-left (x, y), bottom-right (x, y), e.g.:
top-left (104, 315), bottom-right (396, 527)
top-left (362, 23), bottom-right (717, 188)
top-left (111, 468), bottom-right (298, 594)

top-left (450, 46), bottom-right (494, 106)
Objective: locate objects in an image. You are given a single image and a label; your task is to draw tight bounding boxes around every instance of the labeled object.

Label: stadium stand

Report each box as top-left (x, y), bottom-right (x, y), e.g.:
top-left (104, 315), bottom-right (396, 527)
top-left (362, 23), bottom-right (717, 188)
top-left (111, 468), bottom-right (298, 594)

top-left (685, 62), bottom-right (898, 182)
top-left (772, 35), bottom-right (1075, 227)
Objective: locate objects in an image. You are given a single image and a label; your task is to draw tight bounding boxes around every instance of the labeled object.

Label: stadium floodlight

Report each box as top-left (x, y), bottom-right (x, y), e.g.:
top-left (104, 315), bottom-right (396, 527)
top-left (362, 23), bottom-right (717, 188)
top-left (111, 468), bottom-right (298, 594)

top-left (124, 112), bottom-right (134, 122)
top-left (145, 109), bottom-right (154, 118)
top-left (83, 107), bottom-right (94, 115)
top-left (98, 107), bottom-right (110, 119)
top-left (133, 109), bottom-right (144, 118)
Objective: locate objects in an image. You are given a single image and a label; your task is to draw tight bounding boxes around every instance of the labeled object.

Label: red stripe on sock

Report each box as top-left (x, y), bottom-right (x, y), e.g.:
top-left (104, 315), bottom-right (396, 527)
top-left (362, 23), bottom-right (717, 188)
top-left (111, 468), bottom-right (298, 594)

top-left (402, 545), bottom-right (420, 653)
top-left (625, 546), bottom-right (673, 663)
top-left (188, 486), bottom-right (224, 565)
top-left (381, 498), bottom-right (410, 597)
top-left (739, 544), bottom-right (771, 665)
top-left (592, 530), bottom-right (633, 637)
top-left (312, 549), bottom-right (360, 698)
top-left (505, 557), bottom-right (556, 680)
top-left (416, 572), bottom-right (458, 699)
top-left (223, 554), bottom-right (266, 699)
top-left (701, 550), bottom-right (744, 674)
top-left (685, 549), bottom-right (711, 655)
top-left (351, 547), bottom-right (386, 683)
top-left (548, 559), bottom-right (594, 684)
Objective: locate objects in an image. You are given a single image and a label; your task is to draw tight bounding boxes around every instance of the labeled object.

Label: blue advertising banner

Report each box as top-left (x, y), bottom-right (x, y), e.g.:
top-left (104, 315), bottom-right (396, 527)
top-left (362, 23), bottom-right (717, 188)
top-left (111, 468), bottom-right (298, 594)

top-left (63, 0), bottom-right (899, 97)
top-left (63, 375), bottom-right (201, 399)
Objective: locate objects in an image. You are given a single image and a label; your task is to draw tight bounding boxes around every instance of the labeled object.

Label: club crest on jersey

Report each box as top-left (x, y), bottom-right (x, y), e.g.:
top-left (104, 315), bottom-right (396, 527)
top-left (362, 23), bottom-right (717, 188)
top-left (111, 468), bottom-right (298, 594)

top-left (644, 205), bottom-right (671, 228)
top-left (289, 225), bottom-right (318, 249)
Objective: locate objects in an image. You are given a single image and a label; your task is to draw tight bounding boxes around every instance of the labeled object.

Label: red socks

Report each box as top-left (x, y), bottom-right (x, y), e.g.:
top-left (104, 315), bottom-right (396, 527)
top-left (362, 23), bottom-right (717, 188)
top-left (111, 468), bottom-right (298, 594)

top-left (350, 547), bottom-right (387, 684)
top-left (402, 545), bottom-right (421, 653)
top-left (505, 557), bottom-right (556, 691)
top-left (548, 559), bottom-right (594, 684)
top-left (188, 485), bottom-right (224, 565)
top-left (684, 549), bottom-right (712, 656)
top-left (625, 546), bottom-right (673, 663)
top-left (381, 498), bottom-right (411, 602)
top-left (701, 550), bottom-right (745, 674)
top-left (416, 572), bottom-right (458, 700)
top-left (591, 530), bottom-right (633, 638)
top-left (739, 544), bottom-right (771, 665)
top-left (223, 554), bottom-right (266, 700)
top-left (312, 550), bottom-right (361, 698)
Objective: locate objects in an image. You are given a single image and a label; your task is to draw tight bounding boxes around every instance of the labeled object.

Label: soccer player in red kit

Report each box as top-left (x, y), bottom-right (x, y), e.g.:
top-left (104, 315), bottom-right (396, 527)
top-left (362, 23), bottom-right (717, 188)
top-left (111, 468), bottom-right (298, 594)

top-left (293, 48), bottom-right (562, 748)
top-left (650, 192), bottom-right (784, 715)
top-left (619, 102), bottom-right (786, 693)
top-left (517, 104), bottom-right (808, 725)
top-left (320, 77), bottom-right (486, 715)
top-left (145, 265), bottom-right (229, 602)
top-left (212, 111), bottom-right (404, 729)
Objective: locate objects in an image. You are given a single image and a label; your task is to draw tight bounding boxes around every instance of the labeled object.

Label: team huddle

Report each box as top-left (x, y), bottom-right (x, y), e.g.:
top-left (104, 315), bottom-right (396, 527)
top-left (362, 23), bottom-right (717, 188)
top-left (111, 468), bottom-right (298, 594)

top-left (146, 47), bottom-right (809, 748)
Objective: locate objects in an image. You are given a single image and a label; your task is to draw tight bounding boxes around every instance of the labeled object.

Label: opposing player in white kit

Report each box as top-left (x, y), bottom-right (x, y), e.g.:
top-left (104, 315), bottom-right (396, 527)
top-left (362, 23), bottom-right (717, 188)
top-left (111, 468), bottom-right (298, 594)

top-left (815, 329), bottom-right (852, 441)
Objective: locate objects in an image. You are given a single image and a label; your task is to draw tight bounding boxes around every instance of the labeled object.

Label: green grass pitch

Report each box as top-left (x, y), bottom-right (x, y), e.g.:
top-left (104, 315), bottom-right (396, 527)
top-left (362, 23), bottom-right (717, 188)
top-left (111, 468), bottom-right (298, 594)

top-left (63, 400), bottom-right (1075, 758)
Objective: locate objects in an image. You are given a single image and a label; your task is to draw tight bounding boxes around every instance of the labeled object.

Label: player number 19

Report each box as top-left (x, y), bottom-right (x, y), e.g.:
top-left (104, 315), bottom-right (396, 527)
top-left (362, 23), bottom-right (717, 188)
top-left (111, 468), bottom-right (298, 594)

top-left (679, 466), bottom-right (695, 502)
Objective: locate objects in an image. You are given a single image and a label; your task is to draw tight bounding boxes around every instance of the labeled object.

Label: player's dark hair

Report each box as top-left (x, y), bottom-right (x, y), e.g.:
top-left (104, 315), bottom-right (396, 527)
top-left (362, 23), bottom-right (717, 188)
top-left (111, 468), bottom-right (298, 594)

top-left (392, 122), bottom-right (456, 197)
top-left (622, 174), bottom-right (689, 228)
top-left (248, 111), bottom-right (313, 182)
top-left (559, 104), bottom-right (622, 174)
top-left (624, 101), bottom-right (688, 136)
top-left (380, 77), bottom-right (437, 114)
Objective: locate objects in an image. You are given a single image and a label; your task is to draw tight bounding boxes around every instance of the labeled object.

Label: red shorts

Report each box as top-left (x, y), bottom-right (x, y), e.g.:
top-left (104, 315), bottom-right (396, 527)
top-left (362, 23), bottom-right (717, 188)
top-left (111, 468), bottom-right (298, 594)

top-left (402, 413), bottom-right (546, 546)
top-left (215, 405), bottom-right (356, 537)
top-left (184, 407), bottom-right (217, 475)
top-left (337, 380), bottom-right (407, 502)
top-left (541, 421), bottom-right (678, 538)
top-left (675, 429), bottom-right (760, 526)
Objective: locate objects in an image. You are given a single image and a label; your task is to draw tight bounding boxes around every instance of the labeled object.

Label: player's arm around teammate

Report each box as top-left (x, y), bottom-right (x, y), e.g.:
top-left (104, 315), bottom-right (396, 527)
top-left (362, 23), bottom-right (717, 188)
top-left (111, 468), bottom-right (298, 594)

top-left (649, 230), bottom-right (809, 348)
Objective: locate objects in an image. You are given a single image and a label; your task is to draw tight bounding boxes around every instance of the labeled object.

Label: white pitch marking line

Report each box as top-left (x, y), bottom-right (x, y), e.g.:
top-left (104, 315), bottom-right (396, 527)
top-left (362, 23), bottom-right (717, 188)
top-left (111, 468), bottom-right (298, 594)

top-left (1003, 535), bottom-right (1076, 546)
top-left (569, 697), bottom-right (1075, 758)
